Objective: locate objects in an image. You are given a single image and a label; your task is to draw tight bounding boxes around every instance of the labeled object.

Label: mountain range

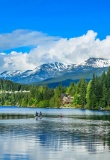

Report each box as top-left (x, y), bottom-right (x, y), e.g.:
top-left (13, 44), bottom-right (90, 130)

top-left (0, 58), bottom-right (110, 87)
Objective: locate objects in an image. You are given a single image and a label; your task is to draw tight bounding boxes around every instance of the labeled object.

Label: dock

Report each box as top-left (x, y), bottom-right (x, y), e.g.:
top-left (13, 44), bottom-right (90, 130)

top-left (0, 113), bottom-right (34, 119)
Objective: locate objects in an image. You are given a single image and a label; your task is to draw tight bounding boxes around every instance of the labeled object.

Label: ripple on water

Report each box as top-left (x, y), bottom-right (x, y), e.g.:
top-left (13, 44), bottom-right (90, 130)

top-left (0, 116), bottom-right (110, 160)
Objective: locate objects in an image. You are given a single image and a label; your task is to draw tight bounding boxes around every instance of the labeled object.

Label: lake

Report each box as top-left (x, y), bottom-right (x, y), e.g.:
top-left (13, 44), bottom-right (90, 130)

top-left (0, 106), bottom-right (110, 160)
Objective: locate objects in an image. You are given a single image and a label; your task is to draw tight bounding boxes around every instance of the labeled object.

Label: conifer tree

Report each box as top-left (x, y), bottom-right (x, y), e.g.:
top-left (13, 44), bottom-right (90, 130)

top-left (78, 78), bottom-right (87, 107)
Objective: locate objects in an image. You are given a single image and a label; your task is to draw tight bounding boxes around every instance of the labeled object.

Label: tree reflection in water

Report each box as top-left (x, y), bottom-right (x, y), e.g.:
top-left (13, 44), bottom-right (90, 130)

top-left (0, 116), bottom-right (110, 160)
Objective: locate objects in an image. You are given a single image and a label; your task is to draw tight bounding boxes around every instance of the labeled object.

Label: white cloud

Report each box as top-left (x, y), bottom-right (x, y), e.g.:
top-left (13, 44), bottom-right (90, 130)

top-left (3, 51), bottom-right (35, 71)
top-left (0, 29), bottom-right (59, 50)
top-left (0, 29), bottom-right (110, 72)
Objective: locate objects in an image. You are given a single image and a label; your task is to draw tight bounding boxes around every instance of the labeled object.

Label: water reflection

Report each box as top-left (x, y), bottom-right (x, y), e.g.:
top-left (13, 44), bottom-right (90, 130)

top-left (0, 116), bottom-right (110, 160)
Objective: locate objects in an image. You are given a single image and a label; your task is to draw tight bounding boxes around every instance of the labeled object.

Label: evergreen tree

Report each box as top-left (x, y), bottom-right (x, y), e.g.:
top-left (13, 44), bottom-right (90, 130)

top-left (86, 75), bottom-right (98, 109)
top-left (99, 84), bottom-right (107, 108)
top-left (78, 78), bottom-right (87, 107)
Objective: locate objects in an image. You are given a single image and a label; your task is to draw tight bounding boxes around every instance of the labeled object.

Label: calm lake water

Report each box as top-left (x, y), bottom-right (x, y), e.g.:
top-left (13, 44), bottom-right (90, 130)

top-left (0, 106), bottom-right (110, 160)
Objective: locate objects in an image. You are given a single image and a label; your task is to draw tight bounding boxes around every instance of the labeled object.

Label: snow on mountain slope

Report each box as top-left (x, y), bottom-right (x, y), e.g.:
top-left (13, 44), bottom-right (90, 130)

top-left (77, 58), bottom-right (110, 68)
top-left (0, 58), bottom-right (110, 84)
top-left (0, 62), bottom-right (74, 83)
top-left (0, 70), bottom-right (23, 78)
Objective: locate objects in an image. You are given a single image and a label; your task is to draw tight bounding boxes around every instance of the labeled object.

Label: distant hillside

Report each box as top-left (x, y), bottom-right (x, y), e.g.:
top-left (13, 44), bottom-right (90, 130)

top-left (0, 79), bottom-right (30, 91)
top-left (35, 67), bottom-right (108, 87)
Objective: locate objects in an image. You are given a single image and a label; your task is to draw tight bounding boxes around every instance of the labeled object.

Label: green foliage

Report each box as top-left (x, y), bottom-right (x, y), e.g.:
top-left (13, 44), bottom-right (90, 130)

top-left (78, 78), bottom-right (87, 107)
top-left (0, 78), bottom-right (64, 108)
top-left (66, 83), bottom-right (75, 95)
top-left (1, 67), bottom-right (110, 109)
top-left (73, 93), bottom-right (79, 105)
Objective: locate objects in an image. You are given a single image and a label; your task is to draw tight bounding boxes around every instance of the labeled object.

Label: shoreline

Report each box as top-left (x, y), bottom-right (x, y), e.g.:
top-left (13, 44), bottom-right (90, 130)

top-left (0, 105), bottom-right (110, 112)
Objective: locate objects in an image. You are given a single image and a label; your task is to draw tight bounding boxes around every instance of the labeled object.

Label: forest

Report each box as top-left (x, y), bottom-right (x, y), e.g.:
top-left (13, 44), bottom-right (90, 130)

top-left (0, 67), bottom-right (110, 110)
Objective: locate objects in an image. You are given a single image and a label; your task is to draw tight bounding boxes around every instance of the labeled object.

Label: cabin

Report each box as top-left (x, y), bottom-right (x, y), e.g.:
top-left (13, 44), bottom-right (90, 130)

top-left (61, 94), bottom-right (73, 105)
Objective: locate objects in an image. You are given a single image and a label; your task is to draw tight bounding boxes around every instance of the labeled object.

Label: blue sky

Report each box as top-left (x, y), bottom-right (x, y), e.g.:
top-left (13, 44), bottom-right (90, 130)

top-left (0, 0), bottom-right (110, 71)
top-left (0, 0), bottom-right (110, 39)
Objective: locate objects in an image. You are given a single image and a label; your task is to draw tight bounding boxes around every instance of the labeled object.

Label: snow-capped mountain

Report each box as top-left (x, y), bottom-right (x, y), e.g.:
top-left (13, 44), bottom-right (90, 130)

top-left (77, 58), bottom-right (110, 68)
top-left (0, 58), bottom-right (110, 84)
top-left (0, 70), bottom-right (23, 78)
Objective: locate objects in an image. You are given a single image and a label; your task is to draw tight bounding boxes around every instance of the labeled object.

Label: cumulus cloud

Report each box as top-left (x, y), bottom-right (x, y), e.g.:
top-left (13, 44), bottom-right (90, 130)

top-left (3, 51), bottom-right (35, 71)
top-left (0, 29), bottom-right (110, 72)
top-left (27, 30), bottom-right (110, 65)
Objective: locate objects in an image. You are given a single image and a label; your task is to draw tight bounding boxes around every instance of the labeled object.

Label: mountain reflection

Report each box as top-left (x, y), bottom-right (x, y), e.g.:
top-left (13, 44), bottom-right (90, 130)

top-left (0, 117), bottom-right (110, 160)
